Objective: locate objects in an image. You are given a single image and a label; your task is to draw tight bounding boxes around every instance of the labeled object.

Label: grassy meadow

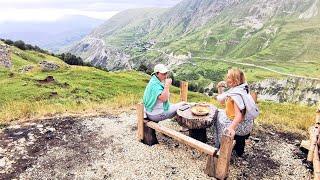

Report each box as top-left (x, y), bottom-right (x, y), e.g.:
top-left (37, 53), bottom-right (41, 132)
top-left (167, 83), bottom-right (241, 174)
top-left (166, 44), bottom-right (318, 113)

top-left (0, 45), bottom-right (214, 122)
top-left (0, 44), bottom-right (318, 136)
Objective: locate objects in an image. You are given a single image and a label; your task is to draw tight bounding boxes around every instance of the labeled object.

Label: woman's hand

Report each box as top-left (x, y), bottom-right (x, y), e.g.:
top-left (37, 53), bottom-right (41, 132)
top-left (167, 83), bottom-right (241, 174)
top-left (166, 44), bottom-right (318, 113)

top-left (226, 124), bottom-right (236, 132)
top-left (224, 127), bottom-right (235, 137)
top-left (217, 81), bottom-right (227, 95)
top-left (217, 81), bottom-right (227, 88)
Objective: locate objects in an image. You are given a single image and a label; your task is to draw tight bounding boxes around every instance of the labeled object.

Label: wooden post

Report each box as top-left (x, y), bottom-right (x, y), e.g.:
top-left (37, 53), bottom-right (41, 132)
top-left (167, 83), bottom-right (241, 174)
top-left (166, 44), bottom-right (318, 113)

top-left (180, 81), bottom-right (188, 102)
top-left (307, 108), bottom-right (320, 162)
top-left (316, 108), bottom-right (320, 124)
top-left (308, 125), bottom-right (320, 162)
top-left (314, 144), bottom-right (320, 180)
top-left (215, 130), bottom-right (235, 179)
top-left (307, 126), bottom-right (316, 161)
top-left (137, 103), bottom-right (144, 141)
top-left (316, 107), bottom-right (320, 147)
top-left (143, 120), bottom-right (159, 146)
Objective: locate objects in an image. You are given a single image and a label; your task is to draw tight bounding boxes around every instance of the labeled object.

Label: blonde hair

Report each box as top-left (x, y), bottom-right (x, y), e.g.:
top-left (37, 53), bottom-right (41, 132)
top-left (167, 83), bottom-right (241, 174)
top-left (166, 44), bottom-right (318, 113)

top-left (227, 68), bottom-right (246, 86)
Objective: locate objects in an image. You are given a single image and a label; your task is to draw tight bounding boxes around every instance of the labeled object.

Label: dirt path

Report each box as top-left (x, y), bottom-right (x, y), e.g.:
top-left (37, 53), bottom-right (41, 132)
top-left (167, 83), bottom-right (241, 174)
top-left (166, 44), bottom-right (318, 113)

top-left (0, 110), bottom-right (311, 179)
top-left (194, 56), bottom-right (320, 81)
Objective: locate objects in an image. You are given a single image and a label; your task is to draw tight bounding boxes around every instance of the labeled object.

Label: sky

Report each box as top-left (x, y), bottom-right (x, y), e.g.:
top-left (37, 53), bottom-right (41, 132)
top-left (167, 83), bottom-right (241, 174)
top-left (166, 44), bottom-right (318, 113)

top-left (0, 0), bottom-right (181, 22)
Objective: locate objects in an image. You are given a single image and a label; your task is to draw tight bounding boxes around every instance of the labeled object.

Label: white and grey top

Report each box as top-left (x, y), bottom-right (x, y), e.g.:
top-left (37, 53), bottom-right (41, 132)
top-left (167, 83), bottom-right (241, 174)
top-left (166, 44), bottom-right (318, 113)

top-left (217, 83), bottom-right (259, 120)
top-left (145, 99), bottom-right (164, 116)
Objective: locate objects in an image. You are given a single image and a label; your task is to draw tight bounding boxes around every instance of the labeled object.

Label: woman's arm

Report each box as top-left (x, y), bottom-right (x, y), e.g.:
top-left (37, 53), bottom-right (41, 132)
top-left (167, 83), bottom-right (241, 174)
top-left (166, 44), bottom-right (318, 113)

top-left (227, 101), bottom-right (244, 131)
top-left (216, 81), bottom-right (227, 105)
top-left (217, 96), bottom-right (225, 106)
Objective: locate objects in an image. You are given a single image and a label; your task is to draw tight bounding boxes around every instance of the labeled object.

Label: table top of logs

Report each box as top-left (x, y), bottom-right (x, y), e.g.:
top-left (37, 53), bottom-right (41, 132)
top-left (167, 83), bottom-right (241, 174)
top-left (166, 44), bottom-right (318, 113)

top-left (176, 103), bottom-right (218, 129)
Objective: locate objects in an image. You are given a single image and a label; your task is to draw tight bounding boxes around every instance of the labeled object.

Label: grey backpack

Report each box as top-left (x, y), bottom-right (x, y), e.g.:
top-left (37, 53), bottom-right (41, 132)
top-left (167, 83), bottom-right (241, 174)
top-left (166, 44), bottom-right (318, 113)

top-left (230, 92), bottom-right (259, 120)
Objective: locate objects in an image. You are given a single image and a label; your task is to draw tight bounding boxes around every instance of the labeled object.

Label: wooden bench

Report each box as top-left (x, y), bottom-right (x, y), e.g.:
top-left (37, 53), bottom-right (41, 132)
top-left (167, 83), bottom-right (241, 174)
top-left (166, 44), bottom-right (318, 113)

top-left (136, 82), bottom-right (235, 179)
top-left (301, 106), bottom-right (320, 179)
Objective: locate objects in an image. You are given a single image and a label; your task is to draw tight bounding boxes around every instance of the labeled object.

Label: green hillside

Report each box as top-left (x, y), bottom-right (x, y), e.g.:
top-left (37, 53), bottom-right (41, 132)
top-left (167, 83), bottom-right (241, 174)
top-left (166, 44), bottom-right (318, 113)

top-left (69, 0), bottom-right (320, 93)
top-left (1, 42), bottom-right (318, 135)
top-left (0, 42), bottom-right (213, 122)
top-left (142, 0), bottom-right (320, 86)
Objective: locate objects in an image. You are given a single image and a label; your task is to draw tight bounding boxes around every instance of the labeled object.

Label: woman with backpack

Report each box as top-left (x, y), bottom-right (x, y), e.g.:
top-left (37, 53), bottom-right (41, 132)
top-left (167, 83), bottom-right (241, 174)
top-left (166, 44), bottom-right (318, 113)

top-left (213, 68), bottom-right (259, 156)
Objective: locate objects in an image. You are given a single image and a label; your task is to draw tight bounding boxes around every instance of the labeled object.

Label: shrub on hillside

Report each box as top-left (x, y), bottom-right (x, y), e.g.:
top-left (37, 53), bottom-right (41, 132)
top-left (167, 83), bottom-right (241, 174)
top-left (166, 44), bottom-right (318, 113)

top-left (1, 38), bottom-right (49, 54)
top-left (1, 38), bottom-right (91, 67)
top-left (188, 82), bottom-right (198, 92)
top-left (3, 39), bottom-right (14, 45)
top-left (13, 40), bottom-right (27, 50)
top-left (56, 53), bottom-right (84, 66)
top-left (137, 64), bottom-right (153, 75)
top-left (198, 87), bottom-right (204, 93)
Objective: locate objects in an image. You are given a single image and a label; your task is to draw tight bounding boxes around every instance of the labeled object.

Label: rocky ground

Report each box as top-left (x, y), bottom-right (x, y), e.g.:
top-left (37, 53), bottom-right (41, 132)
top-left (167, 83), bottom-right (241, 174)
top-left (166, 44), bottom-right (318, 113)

top-left (0, 109), bottom-right (312, 179)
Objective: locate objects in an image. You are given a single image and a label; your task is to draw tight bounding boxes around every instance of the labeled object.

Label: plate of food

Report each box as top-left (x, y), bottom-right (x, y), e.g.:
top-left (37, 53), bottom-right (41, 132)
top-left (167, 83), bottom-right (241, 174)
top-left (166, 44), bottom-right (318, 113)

top-left (191, 103), bottom-right (210, 116)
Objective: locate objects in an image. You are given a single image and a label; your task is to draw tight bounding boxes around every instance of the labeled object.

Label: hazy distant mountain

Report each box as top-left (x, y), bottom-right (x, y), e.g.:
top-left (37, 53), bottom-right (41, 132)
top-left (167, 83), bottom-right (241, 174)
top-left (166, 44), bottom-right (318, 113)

top-left (0, 15), bottom-right (104, 52)
top-left (67, 8), bottom-right (167, 70)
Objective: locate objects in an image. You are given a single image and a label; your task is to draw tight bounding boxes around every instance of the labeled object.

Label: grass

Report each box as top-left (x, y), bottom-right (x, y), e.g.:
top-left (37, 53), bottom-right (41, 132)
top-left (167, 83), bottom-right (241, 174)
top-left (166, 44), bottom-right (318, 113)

top-left (0, 45), bottom-right (220, 122)
top-left (1, 43), bottom-right (318, 136)
top-left (0, 67), bottom-right (147, 122)
top-left (255, 101), bottom-right (317, 135)
top-left (0, 63), bottom-right (218, 123)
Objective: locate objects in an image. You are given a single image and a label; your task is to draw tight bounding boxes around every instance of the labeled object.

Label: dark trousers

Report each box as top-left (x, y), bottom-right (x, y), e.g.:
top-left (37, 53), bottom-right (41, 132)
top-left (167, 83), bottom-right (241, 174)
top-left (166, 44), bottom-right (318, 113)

top-left (234, 134), bottom-right (250, 156)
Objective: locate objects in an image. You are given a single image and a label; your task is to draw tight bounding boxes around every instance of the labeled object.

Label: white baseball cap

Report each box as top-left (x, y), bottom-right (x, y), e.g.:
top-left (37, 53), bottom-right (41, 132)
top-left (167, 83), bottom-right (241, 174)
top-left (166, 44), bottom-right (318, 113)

top-left (152, 64), bottom-right (169, 75)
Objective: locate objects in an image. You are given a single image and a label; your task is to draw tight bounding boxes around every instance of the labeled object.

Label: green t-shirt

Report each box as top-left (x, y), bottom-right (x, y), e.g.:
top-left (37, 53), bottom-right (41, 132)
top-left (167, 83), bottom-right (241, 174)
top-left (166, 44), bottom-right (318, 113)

top-left (143, 75), bottom-right (170, 112)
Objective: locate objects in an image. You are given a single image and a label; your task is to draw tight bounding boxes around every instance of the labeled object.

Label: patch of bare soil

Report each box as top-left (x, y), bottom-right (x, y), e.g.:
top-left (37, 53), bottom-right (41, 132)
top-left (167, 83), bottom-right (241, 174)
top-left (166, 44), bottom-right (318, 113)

top-left (37, 76), bottom-right (55, 84)
top-left (0, 110), bottom-right (311, 179)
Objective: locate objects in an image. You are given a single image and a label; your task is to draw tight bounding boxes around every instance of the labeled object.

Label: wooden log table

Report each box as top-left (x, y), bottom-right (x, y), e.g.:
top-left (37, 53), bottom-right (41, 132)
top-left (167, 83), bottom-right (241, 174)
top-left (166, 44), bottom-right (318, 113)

top-left (176, 103), bottom-right (218, 143)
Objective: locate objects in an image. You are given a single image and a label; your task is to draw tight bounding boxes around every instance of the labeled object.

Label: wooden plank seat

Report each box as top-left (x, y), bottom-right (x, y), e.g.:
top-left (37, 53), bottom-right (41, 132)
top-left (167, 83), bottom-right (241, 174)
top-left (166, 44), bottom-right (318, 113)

top-left (137, 103), bottom-right (234, 179)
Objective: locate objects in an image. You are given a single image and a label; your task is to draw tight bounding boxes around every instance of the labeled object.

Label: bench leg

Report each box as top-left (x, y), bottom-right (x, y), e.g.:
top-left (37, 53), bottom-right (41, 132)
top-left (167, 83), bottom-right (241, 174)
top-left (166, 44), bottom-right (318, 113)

top-left (215, 132), bottom-right (234, 179)
top-left (205, 154), bottom-right (217, 177)
top-left (189, 128), bottom-right (207, 143)
top-left (143, 123), bottom-right (158, 146)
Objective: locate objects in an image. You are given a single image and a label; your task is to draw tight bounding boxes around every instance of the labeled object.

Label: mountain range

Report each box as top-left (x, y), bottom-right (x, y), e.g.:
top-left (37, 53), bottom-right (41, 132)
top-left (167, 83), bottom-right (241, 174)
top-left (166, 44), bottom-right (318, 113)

top-left (0, 15), bottom-right (104, 52)
top-left (70, 0), bottom-right (320, 69)
top-left (67, 0), bottom-right (320, 85)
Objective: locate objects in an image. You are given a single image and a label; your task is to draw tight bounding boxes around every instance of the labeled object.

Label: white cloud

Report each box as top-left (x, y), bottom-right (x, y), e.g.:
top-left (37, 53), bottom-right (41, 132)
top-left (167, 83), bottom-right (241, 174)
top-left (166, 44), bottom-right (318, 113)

top-left (0, 8), bottom-right (118, 22)
top-left (0, 0), bottom-right (181, 22)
